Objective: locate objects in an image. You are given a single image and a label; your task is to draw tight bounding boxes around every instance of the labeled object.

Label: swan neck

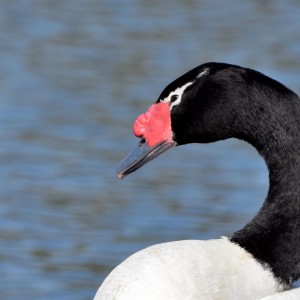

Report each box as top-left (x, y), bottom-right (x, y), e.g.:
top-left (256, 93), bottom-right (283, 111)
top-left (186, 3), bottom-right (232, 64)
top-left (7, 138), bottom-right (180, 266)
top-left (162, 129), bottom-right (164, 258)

top-left (230, 93), bottom-right (300, 285)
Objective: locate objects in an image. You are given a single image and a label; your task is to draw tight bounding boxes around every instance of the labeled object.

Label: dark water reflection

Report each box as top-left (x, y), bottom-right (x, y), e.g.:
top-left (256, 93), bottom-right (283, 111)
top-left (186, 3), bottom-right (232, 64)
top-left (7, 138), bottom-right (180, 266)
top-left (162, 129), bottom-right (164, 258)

top-left (1, 1), bottom-right (300, 299)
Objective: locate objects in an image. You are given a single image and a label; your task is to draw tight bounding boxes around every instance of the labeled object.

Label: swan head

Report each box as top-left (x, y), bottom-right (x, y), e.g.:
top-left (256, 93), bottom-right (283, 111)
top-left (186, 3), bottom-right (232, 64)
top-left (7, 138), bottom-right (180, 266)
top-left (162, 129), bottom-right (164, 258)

top-left (116, 62), bottom-right (292, 179)
top-left (117, 63), bottom-right (223, 178)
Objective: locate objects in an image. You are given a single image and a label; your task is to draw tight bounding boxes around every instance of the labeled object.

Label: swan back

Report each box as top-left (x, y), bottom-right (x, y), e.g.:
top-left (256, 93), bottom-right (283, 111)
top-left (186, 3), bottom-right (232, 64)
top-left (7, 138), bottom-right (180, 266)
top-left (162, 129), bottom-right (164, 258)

top-left (95, 239), bottom-right (283, 300)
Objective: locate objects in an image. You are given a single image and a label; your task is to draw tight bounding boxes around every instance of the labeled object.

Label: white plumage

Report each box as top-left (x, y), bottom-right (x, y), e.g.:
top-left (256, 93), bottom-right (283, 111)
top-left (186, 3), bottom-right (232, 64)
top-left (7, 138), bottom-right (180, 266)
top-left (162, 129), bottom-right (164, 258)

top-left (94, 238), bottom-right (284, 300)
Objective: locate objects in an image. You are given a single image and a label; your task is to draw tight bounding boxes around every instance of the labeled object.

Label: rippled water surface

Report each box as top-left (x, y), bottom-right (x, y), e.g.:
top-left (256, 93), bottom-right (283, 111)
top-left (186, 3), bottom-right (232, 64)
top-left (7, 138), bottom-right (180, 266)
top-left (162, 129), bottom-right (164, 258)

top-left (1, 1), bottom-right (300, 299)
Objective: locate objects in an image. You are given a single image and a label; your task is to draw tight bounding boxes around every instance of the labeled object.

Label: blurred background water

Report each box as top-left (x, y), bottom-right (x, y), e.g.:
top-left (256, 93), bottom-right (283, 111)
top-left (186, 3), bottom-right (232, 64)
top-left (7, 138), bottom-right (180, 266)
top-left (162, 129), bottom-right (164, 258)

top-left (1, 1), bottom-right (300, 299)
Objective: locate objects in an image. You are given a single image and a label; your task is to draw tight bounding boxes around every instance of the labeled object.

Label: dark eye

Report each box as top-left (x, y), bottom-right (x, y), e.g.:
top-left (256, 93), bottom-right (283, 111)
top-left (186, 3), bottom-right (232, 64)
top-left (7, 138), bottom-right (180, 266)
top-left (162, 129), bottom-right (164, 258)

top-left (170, 95), bottom-right (178, 103)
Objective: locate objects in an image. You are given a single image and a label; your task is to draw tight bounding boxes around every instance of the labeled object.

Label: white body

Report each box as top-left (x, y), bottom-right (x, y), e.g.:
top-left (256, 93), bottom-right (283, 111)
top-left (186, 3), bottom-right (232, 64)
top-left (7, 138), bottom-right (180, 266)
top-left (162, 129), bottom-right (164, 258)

top-left (94, 238), bottom-right (286, 300)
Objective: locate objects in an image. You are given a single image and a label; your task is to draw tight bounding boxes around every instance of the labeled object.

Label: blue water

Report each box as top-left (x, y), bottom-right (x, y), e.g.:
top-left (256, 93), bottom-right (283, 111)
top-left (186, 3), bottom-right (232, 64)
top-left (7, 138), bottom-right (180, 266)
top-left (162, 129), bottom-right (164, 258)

top-left (1, 1), bottom-right (300, 299)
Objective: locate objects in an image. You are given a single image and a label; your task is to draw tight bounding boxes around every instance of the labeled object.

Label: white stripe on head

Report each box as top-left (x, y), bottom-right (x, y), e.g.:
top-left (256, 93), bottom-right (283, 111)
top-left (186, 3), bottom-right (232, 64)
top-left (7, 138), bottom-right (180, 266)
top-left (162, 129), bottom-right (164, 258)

top-left (197, 68), bottom-right (209, 78)
top-left (160, 82), bottom-right (194, 110)
top-left (160, 68), bottom-right (209, 110)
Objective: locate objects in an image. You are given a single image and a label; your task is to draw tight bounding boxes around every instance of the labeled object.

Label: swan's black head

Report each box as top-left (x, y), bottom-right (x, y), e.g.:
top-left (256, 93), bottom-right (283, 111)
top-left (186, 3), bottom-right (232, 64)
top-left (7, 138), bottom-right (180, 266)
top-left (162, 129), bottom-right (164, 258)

top-left (117, 62), bottom-right (296, 178)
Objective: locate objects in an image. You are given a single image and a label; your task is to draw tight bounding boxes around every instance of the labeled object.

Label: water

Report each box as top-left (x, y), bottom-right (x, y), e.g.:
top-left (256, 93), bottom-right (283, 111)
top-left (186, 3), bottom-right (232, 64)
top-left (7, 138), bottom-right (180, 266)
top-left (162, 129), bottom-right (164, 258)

top-left (1, 1), bottom-right (300, 299)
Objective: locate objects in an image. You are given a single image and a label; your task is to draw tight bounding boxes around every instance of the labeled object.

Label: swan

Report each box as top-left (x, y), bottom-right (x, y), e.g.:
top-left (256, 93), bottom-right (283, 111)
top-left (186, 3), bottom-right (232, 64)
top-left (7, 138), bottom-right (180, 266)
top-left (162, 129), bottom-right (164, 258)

top-left (94, 62), bottom-right (300, 299)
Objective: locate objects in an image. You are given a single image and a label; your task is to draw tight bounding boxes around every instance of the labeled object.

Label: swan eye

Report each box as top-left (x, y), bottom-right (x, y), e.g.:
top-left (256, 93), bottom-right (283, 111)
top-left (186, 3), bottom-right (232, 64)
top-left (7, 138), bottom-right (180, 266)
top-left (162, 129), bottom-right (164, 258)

top-left (170, 95), bottom-right (178, 103)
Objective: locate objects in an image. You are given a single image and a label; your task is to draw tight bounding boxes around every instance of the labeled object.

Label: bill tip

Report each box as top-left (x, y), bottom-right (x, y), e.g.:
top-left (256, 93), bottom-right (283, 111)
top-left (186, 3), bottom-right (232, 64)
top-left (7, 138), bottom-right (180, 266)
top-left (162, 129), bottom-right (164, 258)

top-left (116, 172), bottom-right (125, 180)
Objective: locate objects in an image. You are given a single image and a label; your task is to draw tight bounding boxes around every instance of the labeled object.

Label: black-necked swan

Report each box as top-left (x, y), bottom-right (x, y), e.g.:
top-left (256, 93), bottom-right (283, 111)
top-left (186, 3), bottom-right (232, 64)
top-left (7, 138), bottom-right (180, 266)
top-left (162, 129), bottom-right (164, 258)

top-left (94, 63), bottom-right (300, 300)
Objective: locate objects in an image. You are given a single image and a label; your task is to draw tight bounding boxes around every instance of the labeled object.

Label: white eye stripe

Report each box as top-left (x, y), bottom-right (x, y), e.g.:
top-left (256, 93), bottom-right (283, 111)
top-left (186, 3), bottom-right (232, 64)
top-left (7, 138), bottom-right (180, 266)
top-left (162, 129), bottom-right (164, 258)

top-left (161, 82), bottom-right (194, 110)
top-left (159, 68), bottom-right (209, 109)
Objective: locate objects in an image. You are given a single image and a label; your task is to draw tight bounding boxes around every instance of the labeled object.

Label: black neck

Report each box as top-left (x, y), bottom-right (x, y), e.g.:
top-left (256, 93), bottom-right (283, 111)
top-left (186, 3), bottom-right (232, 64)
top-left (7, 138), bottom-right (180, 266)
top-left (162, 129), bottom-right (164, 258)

top-left (230, 91), bottom-right (300, 285)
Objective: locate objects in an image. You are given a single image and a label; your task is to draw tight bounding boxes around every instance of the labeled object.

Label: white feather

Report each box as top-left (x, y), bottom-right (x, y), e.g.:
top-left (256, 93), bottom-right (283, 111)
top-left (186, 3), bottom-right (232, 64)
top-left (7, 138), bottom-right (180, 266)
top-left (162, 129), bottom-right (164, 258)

top-left (94, 238), bottom-right (283, 300)
top-left (160, 82), bottom-right (194, 109)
